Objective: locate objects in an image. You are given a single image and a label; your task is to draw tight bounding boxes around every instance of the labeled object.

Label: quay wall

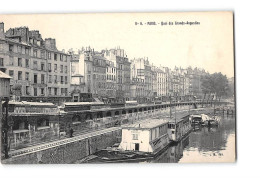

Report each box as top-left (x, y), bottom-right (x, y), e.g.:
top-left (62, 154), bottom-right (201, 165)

top-left (3, 129), bottom-right (121, 164)
top-left (2, 105), bottom-right (218, 164)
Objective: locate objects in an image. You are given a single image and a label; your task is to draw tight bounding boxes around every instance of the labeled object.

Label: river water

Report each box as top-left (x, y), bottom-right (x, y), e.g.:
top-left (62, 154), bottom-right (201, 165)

top-left (148, 114), bottom-right (236, 163)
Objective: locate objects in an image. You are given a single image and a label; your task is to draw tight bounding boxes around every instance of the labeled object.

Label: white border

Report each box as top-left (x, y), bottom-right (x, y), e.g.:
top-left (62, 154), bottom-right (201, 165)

top-left (1, 0), bottom-right (260, 179)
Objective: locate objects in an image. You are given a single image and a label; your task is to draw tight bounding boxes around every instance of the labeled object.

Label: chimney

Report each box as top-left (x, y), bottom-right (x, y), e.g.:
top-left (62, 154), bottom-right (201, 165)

top-left (0, 22), bottom-right (5, 39)
top-left (45, 38), bottom-right (57, 50)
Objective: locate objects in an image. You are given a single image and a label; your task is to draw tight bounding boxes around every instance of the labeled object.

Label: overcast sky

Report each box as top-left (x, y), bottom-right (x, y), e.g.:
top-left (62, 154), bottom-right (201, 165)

top-left (1, 12), bottom-right (234, 78)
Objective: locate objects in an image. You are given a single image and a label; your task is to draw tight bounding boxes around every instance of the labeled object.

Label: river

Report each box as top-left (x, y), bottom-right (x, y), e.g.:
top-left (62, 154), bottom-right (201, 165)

top-left (148, 114), bottom-right (236, 163)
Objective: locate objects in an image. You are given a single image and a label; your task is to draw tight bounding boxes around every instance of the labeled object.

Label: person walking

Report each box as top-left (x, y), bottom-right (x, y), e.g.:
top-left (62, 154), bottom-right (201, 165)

top-left (69, 128), bottom-right (74, 138)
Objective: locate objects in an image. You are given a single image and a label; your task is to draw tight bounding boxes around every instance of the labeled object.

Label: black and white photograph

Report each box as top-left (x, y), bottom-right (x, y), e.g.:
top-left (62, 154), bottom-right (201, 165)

top-left (0, 12), bottom-right (236, 164)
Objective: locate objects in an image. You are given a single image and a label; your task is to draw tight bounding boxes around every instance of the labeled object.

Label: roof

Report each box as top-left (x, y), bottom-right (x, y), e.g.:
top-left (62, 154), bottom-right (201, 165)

top-left (8, 101), bottom-right (56, 107)
top-left (125, 101), bottom-right (138, 104)
top-left (123, 119), bottom-right (168, 130)
top-left (64, 102), bottom-right (105, 106)
top-left (0, 71), bottom-right (12, 79)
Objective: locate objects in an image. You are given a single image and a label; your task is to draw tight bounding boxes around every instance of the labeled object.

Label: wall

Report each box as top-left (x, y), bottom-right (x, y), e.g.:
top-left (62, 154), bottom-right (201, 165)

top-left (3, 129), bottom-right (121, 164)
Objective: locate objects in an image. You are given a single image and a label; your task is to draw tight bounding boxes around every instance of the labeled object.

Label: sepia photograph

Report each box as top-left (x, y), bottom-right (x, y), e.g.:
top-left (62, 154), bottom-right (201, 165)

top-left (0, 12), bottom-right (235, 164)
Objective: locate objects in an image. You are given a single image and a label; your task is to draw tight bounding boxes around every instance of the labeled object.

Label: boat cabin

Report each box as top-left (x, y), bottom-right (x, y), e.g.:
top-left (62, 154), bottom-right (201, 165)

top-left (119, 119), bottom-right (169, 153)
top-left (168, 115), bottom-right (191, 142)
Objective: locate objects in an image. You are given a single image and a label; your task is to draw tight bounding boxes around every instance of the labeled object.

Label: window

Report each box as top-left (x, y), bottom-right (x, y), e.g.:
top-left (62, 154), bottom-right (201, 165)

top-left (34, 88), bottom-right (37, 96)
top-left (54, 75), bottom-right (57, 83)
top-left (48, 87), bottom-right (51, 95)
top-left (41, 88), bottom-right (44, 95)
top-left (18, 58), bottom-right (22, 67)
top-left (18, 46), bottom-right (22, 53)
top-left (9, 44), bottom-right (14, 52)
top-left (64, 55), bottom-right (67, 62)
top-left (41, 63), bottom-right (45, 71)
top-left (61, 88), bottom-right (64, 95)
top-left (0, 58), bottom-right (3, 66)
top-left (54, 53), bottom-right (57, 61)
top-left (9, 70), bottom-right (14, 77)
top-left (65, 88), bottom-right (68, 96)
top-left (48, 75), bottom-right (52, 83)
top-left (71, 66), bottom-right (75, 74)
top-left (54, 64), bottom-right (57, 72)
top-left (25, 47), bottom-right (29, 55)
top-left (47, 63), bottom-right (51, 72)
top-left (25, 72), bottom-right (29, 81)
top-left (132, 134), bottom-right (138, 140)
top-left (9, 56), bottom-right (14, 65)
top-left (60, 65), bottom-right (63, 73)
top-left (54, 88), bottom-right (58, 95)
top-left (65, 76), bottom-right (68, 84)
top-left (33, 61), bottom-right (38, 70)
top-left (60, 76), bottom-right (64, 84)
top-left (25, 59), bottom-right (29, 68)
top-left (41, 74), bottom-right (45, 84)
top-left (41, 51), bottom-right (45, 59)
top-left (48, 52), bottom-right (51, 59)
top-left (64, 66), bottom-right (67, 73)
top-left (34, 74), bottom-right (37, 83)
top-left (33, 49), bottom-right (38, 57)
top-left (18, 71), bottom-right (22, 80)
top-left (26, 86), bottom-right (30, 95)
top-left (60, 54), bottom-right (63, 61)
top-left (37, 40), bottom-right (41, 46)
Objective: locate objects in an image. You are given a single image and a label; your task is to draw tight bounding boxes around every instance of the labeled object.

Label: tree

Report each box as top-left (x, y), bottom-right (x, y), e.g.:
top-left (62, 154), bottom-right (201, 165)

top-left (201, 73), bottom-right (212, 106)
top-left (201, 72), bottom-right (230, 103)
top-left (211, 73), bottom-right (229, 101)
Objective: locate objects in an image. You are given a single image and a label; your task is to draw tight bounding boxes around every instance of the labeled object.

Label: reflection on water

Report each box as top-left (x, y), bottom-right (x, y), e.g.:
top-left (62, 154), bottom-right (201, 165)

top-left (149, 114), bottom-right (236, 163)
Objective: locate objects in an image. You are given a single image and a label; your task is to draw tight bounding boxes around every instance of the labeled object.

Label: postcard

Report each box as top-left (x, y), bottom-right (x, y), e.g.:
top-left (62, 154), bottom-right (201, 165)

top-left (0, 12), bottom-right (235, 164)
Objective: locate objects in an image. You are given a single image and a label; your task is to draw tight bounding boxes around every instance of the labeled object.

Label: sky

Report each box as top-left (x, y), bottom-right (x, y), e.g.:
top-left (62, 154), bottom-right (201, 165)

top-left (0, 12), bottom-right (234, 77)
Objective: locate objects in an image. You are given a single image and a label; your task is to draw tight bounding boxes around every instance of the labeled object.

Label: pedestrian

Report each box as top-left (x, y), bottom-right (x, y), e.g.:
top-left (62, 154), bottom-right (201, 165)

top-left (69, 128), bottom-right (74, 138)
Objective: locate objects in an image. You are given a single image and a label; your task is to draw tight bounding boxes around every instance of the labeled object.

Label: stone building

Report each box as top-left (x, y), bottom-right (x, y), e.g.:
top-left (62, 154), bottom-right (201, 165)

top-left (92, 52), bottom-right (107, 100)
top-left (130, 77), bottom-right (145, 103)
top-left (104, 48), bottom-right (131, 102)
top-left (152, 66), bottom-right (167, 99)
top-left (130, 58), bottom-right (153, 103)
top-left (105, 59), bottom-right (117, 103)
top-left (0, 22), bottom-right (71, 105)
top-left (70, 47), bottom-right (107, 102)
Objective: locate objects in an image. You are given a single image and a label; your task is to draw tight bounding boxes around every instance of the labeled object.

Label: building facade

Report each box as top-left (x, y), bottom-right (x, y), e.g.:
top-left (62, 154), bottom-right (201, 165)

top-left (0, 23), bottom-right (71, 105)
top-left (104, 48), bottom-right (131, 102)
top-left (130, 58), bottom-right (153, 103)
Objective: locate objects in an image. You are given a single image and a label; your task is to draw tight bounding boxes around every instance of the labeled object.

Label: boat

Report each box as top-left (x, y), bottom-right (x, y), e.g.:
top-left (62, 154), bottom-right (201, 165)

top-left (190, 114), bottom-right (203, 125)
top-left (167, 115), bottom-right (192, 143)
top-left (190, 114), bottom-right (217, 126)
top-left (203, 116), bottom-right (220, 127)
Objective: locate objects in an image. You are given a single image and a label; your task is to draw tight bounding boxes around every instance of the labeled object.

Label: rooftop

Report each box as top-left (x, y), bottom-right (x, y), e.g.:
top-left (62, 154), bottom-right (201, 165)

top-left (123, 119), bottom-right (168, 130)
top-left (64, 102), bottom-right (105, 106)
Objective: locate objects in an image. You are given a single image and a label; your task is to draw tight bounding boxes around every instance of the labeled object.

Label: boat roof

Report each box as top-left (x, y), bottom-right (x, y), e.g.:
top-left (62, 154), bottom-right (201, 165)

top-left (64, 102), bottom-right (104, 106)
top-left (8, 101), bottom-right (56, 107)
top-left (167, 115), bottom-right (190, 124)
top-left (123, 119), bottom-right (168, 130)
